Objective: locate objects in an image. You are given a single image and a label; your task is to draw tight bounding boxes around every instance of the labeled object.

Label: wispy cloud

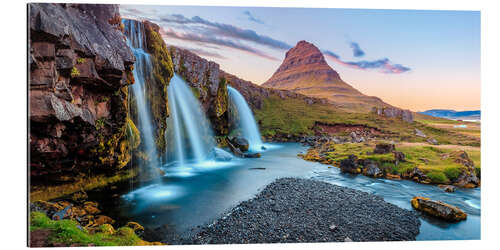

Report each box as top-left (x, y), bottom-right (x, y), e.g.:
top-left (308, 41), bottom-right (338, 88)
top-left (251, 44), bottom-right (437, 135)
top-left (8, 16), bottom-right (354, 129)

top-left (323, 50), bottom-right (411, 74)
top-left (349, 42), bottom-right (365, 57)
top-left (243, 10), bottom-right (265, 24)
top-left (163, 29), bottom-right (279, 61)
top-left (159, 14), bottom-right (292, 50)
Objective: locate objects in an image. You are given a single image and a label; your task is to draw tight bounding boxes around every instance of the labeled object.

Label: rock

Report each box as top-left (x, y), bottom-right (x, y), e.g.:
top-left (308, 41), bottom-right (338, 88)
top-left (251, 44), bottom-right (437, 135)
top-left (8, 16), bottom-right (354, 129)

top-left (363, 162), bottom-right (383, 178)
top-left (438, 185), bottom-right (456, 192)
top-left (52, 204), bottom-right (73, 220)
top-left (94, 215), bottom-right (115, 226)
top-left (449, 151), bottom-right (480, 188)
top-left (126, 222), bottom-right (145, 234)
top-left (83, 201), bottom-right (101, 215)
top-left (372, 107), bottom-right (414, 123)
top-left (415, 128), bottom-right (427, 138)
top-left (427, 138), bottom-right (438, 145)
top-left (211, 148), bottom-right (233, 161)
top-left (402, 167), bottom-right (429, 182)
top-left (411, 197), bottom-right (467, 222)
top-left (340, 155), bottom-right (361, 174)
top-left (93, 224), bottom-right (115, 235)
top-left (31, 200), bottom-right (63, 217)
top-left (230, 137), bottom-right (250, 152)
top-left (71, 191), bottom-right (88, 203)
top-left (29, 3), bottom-right (135, 177)
top-left (373, 143), bottom-right (395, 154)
top-left (393, 151), bottom-right (406, 164)
top-left (350, 132), bottom-right (365, 143)
top-left (243, 152), bottom-right (261, 158)
top-left (386, 173), bottom-right (401, 180)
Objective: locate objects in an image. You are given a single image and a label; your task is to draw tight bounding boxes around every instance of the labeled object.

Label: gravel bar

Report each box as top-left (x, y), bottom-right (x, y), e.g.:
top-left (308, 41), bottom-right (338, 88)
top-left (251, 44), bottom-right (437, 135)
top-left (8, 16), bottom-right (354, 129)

top-left (178, 178), bottom-right (421, 244)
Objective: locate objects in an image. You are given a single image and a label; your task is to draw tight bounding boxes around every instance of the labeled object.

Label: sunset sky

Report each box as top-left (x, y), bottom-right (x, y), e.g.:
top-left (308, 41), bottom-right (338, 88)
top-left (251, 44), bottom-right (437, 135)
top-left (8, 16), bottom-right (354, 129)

top-left (120, 5), bottom-right (480, 112)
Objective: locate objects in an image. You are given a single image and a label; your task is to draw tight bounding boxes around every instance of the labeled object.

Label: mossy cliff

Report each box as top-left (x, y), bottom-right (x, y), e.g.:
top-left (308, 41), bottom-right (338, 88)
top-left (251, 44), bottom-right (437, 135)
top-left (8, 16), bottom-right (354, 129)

top-left (169, 46), bottom-right (229, 136)
top-left (29, 3), bottom-right (135, 183)
top-left (125, 19), bottom-right (174, 158)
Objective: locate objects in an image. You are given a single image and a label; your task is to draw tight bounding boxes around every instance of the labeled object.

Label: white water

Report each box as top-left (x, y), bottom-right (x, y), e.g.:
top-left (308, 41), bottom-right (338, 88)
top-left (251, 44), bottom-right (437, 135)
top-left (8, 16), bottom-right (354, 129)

top-left (227, 86), bottom-right (264, 151)
top-left (166, 74), bottom-right (217, 167)
top-left (123, 19), bottom-right (159, 172)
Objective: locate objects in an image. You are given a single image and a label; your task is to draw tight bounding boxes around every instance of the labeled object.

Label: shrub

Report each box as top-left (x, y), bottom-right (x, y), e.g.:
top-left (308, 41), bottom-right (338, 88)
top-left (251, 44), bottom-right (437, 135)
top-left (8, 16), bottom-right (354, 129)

top-left (443, 167), bottom-right (462, 181)
top-left (426, 171), bottom-right (450, 184)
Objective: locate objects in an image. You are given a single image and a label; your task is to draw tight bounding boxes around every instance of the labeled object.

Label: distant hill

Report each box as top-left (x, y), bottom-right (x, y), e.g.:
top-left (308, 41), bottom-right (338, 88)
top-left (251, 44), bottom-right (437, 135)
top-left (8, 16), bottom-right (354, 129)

top-left (262, 40), bottom-right (391, 112)
top-left (419, 109), bottom-right (481, 121)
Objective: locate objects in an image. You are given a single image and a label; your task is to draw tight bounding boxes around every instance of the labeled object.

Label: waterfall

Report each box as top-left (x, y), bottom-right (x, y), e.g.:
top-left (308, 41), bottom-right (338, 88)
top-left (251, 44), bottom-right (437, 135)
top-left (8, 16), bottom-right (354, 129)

top-left (227, 86), bottom-right (264, 151)
top-left (123, 19), bottom-right (159, 172)
top-left (166, 74), bottom-right (217, 165)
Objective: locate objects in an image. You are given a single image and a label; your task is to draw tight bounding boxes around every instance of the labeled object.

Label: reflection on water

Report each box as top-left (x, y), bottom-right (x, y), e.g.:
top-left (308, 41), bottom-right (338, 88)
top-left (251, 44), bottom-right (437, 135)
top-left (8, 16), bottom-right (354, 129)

top-left (111, 143), bottom-right (479, 241)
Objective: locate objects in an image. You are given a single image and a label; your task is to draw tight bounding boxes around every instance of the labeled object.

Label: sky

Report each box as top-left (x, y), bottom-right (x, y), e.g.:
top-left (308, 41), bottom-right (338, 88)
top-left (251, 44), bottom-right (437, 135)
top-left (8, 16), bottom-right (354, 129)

top-left (120, 5), bottom-right (480, 112)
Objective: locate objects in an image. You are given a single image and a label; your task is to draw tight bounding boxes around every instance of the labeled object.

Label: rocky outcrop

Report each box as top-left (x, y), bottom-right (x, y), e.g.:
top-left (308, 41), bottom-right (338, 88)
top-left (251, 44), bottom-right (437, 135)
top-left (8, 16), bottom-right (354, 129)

top-left (169, 46), bottom-right (229, 135)
top-left (262, 40), bottom-right (391, 112)
top-left (449, 151), bottom-right (480, 188)
top-left (371, 107), bottom-right (414, 123)
top-left (29, 3), bottom-right (135, 177)
top-left (373, 143), bottom-right (395, 154)
top-left (411, 197), bottom-right (467, 222)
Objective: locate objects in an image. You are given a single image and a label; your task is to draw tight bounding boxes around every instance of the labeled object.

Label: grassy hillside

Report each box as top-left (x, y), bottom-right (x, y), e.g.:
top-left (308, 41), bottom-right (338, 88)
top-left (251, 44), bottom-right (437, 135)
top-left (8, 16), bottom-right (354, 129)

top-left (254, 96), bottom-right (480, 146)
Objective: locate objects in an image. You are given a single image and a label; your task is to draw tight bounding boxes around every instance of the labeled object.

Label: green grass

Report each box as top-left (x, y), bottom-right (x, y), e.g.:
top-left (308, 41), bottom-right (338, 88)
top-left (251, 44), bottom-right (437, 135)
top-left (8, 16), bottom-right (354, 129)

top-left (30, 212), bottom-right (150, 246)
top-left (254, 96), bottom-right (480, 146)
top-left (307, 142), bottom-right (480, 184)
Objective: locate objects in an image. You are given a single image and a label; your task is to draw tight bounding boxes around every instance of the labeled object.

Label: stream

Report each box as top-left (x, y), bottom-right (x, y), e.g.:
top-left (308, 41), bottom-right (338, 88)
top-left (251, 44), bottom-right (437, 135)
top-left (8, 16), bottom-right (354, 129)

top-left (91, 143), bottom-right (480, 241)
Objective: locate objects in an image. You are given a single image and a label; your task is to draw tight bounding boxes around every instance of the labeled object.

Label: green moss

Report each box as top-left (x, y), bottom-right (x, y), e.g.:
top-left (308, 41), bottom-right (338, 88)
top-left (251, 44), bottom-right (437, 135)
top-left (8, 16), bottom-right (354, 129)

top-left (95, 118), bottom-right (106, 131)
top-left (70, 67), bottom-right (80, 78)
top-left (443, 167), bottom-right (461, 181)
top-left (29, 212), bottom-right (152, 246)
top-left (125, 118), bottom-right (141, 150)
top-left (76, 58), bottom-right (86, 64)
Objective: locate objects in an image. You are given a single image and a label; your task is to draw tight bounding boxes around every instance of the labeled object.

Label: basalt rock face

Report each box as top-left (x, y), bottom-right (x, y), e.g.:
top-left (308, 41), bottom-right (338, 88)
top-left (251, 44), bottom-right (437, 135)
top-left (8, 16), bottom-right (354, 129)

top-left (262, 40), bottom-right (390, 112)
top-left (29, 3), bottom-right (135, 177)
top-left (169, 46), bottom-right (229, 136)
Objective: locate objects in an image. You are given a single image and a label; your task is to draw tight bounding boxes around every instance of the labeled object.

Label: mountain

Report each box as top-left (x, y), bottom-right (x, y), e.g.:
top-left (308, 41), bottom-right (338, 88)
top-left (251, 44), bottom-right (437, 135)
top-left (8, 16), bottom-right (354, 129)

top-left (419, 109), bottom-right (481, 121)
top-left (262, 40), bottom-right (390, 112)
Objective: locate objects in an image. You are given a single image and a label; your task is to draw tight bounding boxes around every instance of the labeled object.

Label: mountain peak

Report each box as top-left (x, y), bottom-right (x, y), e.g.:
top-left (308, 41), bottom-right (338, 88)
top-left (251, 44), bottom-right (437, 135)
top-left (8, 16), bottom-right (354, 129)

top-left (262, 40), bottom-right (392, 112)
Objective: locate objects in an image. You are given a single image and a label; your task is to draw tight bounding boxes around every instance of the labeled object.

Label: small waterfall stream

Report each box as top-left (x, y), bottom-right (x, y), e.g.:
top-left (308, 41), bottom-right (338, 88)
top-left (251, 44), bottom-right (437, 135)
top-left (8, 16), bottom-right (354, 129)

top-left (166, 74), bottom-right (222, 173)
top-left (123, 19), bottom-right (159, 174)
top-left (227, 86), bottom-right (264, 151)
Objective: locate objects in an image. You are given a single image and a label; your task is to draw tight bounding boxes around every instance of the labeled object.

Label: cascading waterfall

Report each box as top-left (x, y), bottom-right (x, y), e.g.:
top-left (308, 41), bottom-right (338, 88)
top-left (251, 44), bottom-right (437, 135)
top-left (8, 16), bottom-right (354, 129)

top-left (227, 86), bottom-right (264, 151)
top-left (123, 19), bottom-right (159, 173)
top-left (166, 74), bottom-right (217, 166)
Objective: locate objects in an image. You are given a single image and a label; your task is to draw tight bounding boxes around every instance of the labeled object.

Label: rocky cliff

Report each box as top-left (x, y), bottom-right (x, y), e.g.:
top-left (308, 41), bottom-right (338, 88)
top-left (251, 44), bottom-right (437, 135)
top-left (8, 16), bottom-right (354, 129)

top-left (169, 46), bottom-right (229, 136)
top-left (262, 40), bottom-right (391, 112)
top-left (29, 3), bottom-right (135, 178)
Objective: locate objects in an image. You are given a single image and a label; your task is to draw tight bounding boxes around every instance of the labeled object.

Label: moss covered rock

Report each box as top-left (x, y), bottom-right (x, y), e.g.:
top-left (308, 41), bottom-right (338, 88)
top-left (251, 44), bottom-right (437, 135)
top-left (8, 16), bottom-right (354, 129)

top-left (411, 197), bottom-right (467, 222)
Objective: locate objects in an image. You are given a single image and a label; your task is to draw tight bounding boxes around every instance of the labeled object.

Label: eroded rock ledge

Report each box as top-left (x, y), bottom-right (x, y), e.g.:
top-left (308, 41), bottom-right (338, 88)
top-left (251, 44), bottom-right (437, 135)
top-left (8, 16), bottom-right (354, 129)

top-left (29, 3), bottom-right (134, 177)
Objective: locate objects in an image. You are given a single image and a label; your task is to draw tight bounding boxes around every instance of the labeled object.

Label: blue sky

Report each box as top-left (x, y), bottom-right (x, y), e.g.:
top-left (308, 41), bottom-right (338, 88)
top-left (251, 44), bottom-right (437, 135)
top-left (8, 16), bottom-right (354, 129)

top-left (121, 5), bottom-right (480, 111)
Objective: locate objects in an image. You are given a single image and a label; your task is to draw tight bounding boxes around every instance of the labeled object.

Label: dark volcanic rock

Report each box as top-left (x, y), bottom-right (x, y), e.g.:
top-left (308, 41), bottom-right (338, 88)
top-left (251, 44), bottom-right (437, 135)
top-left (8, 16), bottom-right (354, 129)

top-left (29, 3), bottom-right (134, 177)
top-left (230, 137), bottom-right (249, 152)
top-left (180, 178), bottom-right (420, 244)
top-left (340, 155), bottom-right (361, 174)
top-left (373, 143), bottom-right (395, 154)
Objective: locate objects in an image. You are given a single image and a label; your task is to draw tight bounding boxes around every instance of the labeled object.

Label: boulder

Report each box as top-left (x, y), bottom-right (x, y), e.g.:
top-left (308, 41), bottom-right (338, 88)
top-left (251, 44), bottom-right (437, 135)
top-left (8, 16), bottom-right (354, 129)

top-left (230, 137), bottom-right (250, 152)
top-left (340, 155), bottom-right (361, 174)
top-left (427, 138), bottom-right (438, 145)
top-left (438, 185), bottom-right (456, 193)
top-left (393, 151), bottom-right (406, 164)
top-left (449, 151), bottom-right (480, 188)
top-left (94, 215), bottom-right (115, 226)
top-left (411, 197), bottom-right (467, 222)
top-left (126, 222), bottom-right (145, 234)
top-left (415, 128), bottom-right (427, 138)
top-left (211, 148), bottom-right (233, 161)
top-left (363, 162), bottom-right (383, 178)
top-left (373, 143), bottom-right (395, 154)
